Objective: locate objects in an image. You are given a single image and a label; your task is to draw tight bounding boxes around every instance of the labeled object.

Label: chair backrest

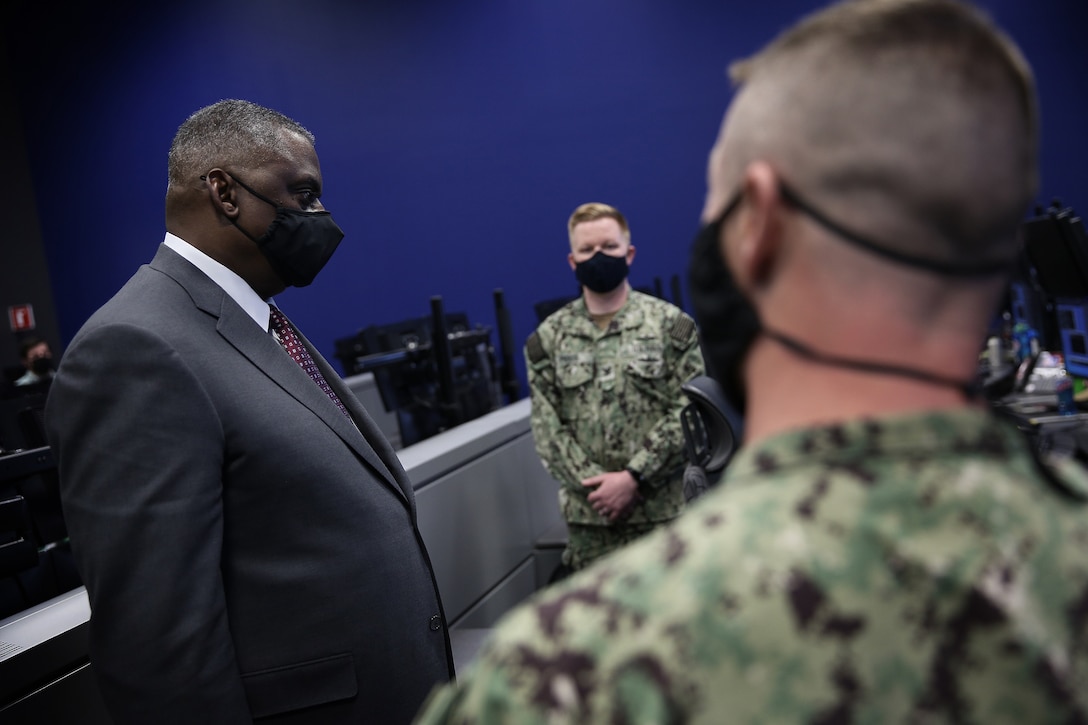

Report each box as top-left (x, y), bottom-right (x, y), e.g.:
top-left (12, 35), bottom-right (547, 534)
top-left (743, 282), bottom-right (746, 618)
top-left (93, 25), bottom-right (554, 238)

top-left (680, 375), bottom-right (742, 501)
top-left (533, 295), bottom-right (577, 324)
top-left (0, 391), bottom-right (48, 452)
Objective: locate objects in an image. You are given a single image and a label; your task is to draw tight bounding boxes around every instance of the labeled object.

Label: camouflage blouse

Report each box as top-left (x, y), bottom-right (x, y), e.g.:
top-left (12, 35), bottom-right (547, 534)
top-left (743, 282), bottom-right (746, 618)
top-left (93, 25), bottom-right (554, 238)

top-left (416, 408), bottom-right (1088, 724)
top-left (524, 291), bottom-right (705, 526)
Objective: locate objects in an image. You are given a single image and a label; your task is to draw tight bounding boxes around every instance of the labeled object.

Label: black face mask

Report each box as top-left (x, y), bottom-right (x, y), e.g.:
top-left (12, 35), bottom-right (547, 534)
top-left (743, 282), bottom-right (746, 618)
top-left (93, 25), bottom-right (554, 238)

top-left (688, 183), bottom-right (1015, 416)
top-left (30, 357), bottom-right (53, 375)
top-left (575, 251), bottom-right (629, 293)
top-left (227, 173), bottom-right (345, 288)
top-left (688, 194), bottom-right (757, 414)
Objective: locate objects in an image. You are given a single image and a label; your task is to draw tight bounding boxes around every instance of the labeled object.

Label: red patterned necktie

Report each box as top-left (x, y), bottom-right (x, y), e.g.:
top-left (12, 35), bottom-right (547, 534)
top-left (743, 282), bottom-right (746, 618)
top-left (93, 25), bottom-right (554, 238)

top-left (268, 305), bottom-right (351, 420)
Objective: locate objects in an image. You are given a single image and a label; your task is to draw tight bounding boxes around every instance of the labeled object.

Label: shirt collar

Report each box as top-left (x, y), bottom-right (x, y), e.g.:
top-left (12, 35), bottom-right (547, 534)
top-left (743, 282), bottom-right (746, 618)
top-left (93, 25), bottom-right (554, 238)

top-left (163, 232), bottom-right (273, 332)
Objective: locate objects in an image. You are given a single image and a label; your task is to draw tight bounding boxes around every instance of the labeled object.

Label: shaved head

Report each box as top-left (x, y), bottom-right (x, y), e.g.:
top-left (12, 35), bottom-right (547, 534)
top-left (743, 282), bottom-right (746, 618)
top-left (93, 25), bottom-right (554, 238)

top-left (707, 0), bottom-right (1037, 265)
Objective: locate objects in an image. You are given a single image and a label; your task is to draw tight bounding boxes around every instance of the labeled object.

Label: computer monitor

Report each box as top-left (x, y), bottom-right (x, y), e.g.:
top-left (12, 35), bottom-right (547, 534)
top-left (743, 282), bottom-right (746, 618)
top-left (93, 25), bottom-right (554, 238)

top-left (335, 311), bottom-right (499, 446)
top-left (1022, 203), bottom-right (1088, 378)
top-left (1023, 205), bottom-right (1088, 299)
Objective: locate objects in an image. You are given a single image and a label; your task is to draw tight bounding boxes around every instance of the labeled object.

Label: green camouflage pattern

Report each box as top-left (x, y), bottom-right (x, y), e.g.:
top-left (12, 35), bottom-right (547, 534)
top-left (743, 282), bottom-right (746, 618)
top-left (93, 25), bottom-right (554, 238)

top-left (562, 521), bottom-right (658, 572)
top-left (525, 291), bottom-right (705, 566)
top-left (415, 409), bottom-right (1088, 724)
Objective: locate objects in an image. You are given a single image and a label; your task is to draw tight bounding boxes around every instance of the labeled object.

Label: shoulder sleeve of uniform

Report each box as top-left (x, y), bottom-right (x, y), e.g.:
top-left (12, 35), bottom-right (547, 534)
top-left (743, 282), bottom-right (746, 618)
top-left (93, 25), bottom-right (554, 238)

top-left (526, 331), bottom-right (547, 364)
top-left (669, 313), bottom-right (697, 348)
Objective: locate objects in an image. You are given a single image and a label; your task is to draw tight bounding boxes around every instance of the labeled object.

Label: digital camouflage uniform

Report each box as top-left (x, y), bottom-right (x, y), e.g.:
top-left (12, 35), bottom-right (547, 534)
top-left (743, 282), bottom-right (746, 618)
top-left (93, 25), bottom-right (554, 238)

top-left (415, 409), bottom-right (1088, 724)
top-left (524, 290), bottom-right (705, 570)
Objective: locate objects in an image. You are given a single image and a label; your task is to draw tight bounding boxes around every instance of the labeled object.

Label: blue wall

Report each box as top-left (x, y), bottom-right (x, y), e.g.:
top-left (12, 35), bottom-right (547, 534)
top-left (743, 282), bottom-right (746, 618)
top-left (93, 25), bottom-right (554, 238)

top-left (6, 0), bottom-right (1087, 387)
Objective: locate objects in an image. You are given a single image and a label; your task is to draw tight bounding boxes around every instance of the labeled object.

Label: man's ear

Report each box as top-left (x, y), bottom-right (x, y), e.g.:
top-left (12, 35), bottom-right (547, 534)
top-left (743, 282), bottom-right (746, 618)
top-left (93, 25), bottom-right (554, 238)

top-left (568, 252), bottom-right (577, 271)
top-left (203, 168), bottom-right (240, 219)
top-left (626, 243), bottom-right (636, 265)
top-left (733, 161), bottom-right (785, 289)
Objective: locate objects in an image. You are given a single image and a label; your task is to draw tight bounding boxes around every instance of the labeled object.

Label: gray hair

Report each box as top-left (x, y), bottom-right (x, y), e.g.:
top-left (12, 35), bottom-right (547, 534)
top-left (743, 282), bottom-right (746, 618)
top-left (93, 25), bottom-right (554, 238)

top-left (167, 99), bottom-right (315, 188)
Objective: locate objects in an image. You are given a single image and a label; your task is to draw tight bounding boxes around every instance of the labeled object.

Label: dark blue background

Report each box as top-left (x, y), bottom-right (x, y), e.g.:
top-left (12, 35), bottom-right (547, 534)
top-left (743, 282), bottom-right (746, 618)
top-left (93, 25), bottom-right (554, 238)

top-left (5, 0), bottom-right (1086, 387)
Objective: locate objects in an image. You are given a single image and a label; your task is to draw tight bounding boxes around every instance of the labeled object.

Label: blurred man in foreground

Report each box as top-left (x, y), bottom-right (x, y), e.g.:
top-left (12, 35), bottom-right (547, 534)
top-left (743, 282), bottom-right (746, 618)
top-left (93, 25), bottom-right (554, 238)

top-left (415, 0), bottom-right (1088, 721)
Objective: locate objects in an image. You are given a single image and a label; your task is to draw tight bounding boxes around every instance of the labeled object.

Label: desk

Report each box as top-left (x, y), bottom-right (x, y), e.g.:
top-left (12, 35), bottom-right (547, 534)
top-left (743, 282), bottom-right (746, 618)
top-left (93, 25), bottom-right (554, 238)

top-left (0, 445), bottom-right (54, 479)
top-left (406, 398), bottom-right (565, 627)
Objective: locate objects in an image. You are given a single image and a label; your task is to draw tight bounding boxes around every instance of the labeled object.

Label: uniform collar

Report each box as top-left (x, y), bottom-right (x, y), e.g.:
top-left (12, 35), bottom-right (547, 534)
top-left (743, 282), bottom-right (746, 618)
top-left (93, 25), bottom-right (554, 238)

top-left (726, 408), bottom-right (1024, 483)
top-left (574, 290), bottom-right (645, 336)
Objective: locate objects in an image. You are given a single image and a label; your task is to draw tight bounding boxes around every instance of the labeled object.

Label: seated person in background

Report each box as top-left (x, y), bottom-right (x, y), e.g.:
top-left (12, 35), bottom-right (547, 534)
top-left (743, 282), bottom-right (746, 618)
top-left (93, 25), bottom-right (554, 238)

top-left (14, 336), bottom-right (55, 388)
top-left (524, 202), bottom-right (705, 574)
top-left (415, 0), bottom-right (1088, 721)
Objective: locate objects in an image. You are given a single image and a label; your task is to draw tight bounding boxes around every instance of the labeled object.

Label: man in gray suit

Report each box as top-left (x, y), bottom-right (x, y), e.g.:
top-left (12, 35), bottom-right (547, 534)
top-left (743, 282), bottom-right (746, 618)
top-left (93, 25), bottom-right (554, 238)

top-left (45, 99), bottom-right (453, 724)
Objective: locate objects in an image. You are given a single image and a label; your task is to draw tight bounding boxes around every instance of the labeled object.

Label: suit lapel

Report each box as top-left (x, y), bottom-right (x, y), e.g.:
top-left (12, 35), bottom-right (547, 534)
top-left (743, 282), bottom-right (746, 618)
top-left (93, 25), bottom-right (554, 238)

top-left (290, 322), bottom-right (416, 506)
top-left (149, 245), bottom-right (411, 506)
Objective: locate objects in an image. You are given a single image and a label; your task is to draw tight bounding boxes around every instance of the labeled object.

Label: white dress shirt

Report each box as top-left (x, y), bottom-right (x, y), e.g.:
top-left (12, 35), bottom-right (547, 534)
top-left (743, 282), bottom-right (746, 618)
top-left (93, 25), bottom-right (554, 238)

top-left (163, 232), bottom-right (274, 332)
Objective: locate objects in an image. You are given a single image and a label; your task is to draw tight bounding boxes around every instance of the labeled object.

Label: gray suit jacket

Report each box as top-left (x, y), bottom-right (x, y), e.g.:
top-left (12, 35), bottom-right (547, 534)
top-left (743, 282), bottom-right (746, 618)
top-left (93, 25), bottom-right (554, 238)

top-left (45, 244), bottom-right (453, 724)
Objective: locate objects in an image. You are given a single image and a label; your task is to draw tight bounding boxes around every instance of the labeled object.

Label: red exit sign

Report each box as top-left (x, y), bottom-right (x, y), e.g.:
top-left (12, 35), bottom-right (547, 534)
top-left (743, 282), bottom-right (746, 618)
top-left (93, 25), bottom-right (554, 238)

top-left (8, 304), bottom-right (35, 332)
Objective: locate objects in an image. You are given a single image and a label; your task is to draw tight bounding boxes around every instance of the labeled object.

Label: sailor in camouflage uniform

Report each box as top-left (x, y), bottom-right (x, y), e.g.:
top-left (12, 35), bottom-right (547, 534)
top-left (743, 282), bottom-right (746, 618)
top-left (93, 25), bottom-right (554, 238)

top-left (418, 412), bottom-right (1088, 723)
top-left (524, 202), bottom-right (705, 571)
top-left (414, 1), bottom-right (1088, 722)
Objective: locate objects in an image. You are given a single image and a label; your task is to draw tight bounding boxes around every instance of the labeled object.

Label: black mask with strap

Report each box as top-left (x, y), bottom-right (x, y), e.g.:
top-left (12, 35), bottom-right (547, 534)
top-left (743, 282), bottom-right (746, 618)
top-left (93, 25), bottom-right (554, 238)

top-left (687, 181), bottom-right (1018, 416)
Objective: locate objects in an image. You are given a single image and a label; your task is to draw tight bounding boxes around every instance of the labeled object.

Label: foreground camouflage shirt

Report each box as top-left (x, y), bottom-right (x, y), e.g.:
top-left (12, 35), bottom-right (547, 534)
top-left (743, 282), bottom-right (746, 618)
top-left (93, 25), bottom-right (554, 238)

top-left (415, 409), bottom-right (1088, 724)
top-left (525, 290), bottom-right (704, 533)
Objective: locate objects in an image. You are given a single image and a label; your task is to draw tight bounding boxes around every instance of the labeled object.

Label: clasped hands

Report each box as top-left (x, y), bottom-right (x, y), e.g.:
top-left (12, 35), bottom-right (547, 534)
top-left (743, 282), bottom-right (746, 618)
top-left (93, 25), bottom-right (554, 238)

top-left (583, 470), bottom-right (641, 523)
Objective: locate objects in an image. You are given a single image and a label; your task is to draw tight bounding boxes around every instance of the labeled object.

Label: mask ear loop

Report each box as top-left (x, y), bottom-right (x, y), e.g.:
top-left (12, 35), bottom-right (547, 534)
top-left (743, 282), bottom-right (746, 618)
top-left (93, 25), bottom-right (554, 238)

top-left (755, 180), bottom-right (1017, 397)
top-left (761, 328), bottom-right (982, 399)
top-left (771, 188), bottom-right (1083, 498)
top-left (777, 183), bottom-right (1016, 278)
top-left (198, 172), bottom-right (268, 245)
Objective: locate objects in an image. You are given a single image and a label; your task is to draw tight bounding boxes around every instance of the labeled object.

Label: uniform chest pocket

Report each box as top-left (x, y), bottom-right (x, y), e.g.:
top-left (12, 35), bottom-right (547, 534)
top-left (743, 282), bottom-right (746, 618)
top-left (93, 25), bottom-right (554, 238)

top-left (556, 353), bottom-right (595, 389)
top-left (556, 354), bottom-right (595, 420)
top-left (626, 351), bottom-right (666, 380)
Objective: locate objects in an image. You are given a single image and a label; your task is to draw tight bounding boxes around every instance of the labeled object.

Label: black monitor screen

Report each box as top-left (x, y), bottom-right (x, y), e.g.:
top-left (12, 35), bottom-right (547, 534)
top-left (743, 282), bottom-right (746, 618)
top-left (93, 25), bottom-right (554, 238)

top-left (1023, 209), bottom-right (1088, 300)
top-left (334, 313), bottom-right (496, 446)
